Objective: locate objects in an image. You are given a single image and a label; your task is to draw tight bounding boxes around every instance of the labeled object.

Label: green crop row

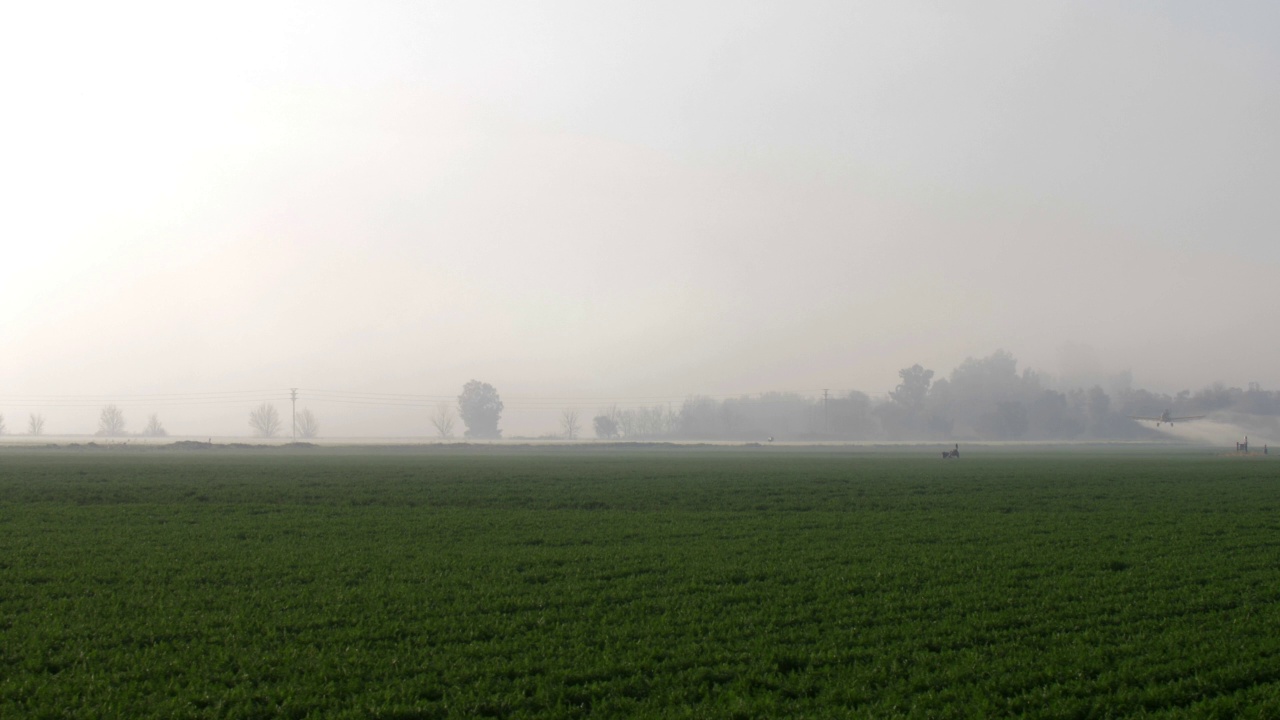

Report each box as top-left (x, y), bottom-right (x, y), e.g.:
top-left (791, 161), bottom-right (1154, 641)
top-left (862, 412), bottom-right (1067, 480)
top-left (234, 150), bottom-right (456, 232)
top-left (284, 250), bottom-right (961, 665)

top-left (1, 448), bottom-right (1278, 717)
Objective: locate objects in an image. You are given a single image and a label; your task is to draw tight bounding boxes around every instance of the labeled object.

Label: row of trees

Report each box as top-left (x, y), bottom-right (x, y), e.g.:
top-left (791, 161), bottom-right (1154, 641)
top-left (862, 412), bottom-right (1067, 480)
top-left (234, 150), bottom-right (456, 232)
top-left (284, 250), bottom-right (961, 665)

top-left (445, 381), bottom-right (677, 440)
top-left (0, 407), bottom-right (166, 438)
top-left (0, 412), bottom-right (47, 436)
top-left (246, 404), bottom-right (320, 439)
top-left (584, 394), bottom-right (870, 441)
top-left (869, 351), bottom-right (1276, 441)
top-left (434, 365), bottom-right (1279, 442)
top-left (875, 353), bottom-right (1124, 440)
top-left (449, 365), bottom-right (1129, 441)
top-left (428, 381), bottom-right (679, 440)
top-left (588, 404), bottom-right (682, 439)
top-left (5, 360), bottom-right (1273, 441)
top-left (0, 386), bottom-right (462, 439)
top-left (0, 405), bottom-right (321, 438)
top-left (97, 406), bottom-right (177, 437)
top-left (7, 381), bottom-right (522, 440)
top-left (568, 351), bottom-right (1275, 442)
top-left (93, 403), bottom-right (320, 439)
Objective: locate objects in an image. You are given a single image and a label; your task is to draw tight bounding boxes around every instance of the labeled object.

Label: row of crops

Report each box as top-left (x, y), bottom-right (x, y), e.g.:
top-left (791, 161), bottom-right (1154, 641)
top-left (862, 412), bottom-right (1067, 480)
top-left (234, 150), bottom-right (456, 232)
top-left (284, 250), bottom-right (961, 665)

top-left (2, 448), bottom-right (1279, 717)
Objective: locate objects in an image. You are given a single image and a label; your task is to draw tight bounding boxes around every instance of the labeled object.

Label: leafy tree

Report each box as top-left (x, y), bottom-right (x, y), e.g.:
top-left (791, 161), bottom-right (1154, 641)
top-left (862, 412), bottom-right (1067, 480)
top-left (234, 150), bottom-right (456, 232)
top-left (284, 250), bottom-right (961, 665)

top-left (28, 413), bottom-right (45, 436)
top-left (142, 413), bottom-right (168, 437)
top-left (1192, 382), bottom-right (1236, 413)
top-left (1086, 385), bottom-right (1111, 437)
top-left (593, 415), bottom-right (619, 439)
top-left (1238, 384), bottom-right (1280, 415)
top-left (977, 401), bottom-right (1029, 439)
top-left (877, 365), bottom-right (936, 439)
top-left (936, 351), bottom-right (1037, 438)
top-left (1027, 390), bottom-right (1079, 438)
top-left (457, 380), bottom-right (503, 439)
top-left (97, 405), bottom-right (126, 436)
top-left (249, 403), bottom-right (281, 438)
top-left (828, 391), bottom-right (875, 437)
top-left (890, 365), bottom-right (933, 410)
top-left (295, 409), bottom-right (319, 439)
top-left (679, 396), bottom-right (722, 438)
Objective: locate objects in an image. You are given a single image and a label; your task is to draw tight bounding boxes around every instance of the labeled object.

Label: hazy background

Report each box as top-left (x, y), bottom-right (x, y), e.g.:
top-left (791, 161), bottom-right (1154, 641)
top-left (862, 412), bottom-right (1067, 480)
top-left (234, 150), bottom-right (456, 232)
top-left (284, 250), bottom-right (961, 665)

top-left (2, 1), bottom-right (1278, 437)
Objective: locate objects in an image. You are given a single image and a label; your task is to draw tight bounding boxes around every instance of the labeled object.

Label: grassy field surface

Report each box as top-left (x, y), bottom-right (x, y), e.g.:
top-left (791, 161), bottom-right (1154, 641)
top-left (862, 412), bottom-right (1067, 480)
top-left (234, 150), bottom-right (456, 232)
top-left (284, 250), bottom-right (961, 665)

top-left (1, 447), bottom-right (1278, 718)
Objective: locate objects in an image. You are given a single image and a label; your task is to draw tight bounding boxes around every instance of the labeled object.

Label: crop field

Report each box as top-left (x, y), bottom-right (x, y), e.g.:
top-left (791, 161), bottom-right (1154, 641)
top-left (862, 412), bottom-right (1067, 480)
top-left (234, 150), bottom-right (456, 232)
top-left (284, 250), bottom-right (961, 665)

top-left (2, 446), bottom-right (1279, 718)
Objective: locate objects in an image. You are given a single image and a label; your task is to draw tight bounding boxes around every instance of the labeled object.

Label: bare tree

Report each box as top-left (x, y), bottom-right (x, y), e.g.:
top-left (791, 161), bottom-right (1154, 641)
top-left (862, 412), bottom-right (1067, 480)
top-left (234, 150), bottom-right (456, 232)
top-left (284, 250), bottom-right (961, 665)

top-left (431, 402), bottom-right (455, 439)
top-left (0, 413), bottom-right (5, 435)
top-left (617, 404), bottom-right (677, 438)
top-left (617, 409), bottom-right (635, 438)
top-left (143, 413), bottom-right (168, 437)
top-left (97, 405), bottom-right (126, 436)
top-left (249, 403), bottom-right (281, 438)
top-left (560, 408), bottom-right (581, 440)
top-left (295, 409), bottom-right (319, 439)
top-left (28, 413), bottom-right (44, 436)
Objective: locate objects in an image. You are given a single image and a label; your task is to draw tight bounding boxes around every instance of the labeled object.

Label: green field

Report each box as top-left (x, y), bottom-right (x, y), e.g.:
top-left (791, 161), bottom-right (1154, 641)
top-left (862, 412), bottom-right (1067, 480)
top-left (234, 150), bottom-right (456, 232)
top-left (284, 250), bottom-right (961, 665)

top-left (2, 446), bottom-right (1279, 718)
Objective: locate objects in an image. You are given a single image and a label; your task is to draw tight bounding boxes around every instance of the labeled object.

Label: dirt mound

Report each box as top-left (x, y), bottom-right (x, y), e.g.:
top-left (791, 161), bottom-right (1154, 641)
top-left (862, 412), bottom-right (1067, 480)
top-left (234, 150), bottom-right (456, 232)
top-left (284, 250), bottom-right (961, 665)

top-left (163, 441), bottom-right (216, 450)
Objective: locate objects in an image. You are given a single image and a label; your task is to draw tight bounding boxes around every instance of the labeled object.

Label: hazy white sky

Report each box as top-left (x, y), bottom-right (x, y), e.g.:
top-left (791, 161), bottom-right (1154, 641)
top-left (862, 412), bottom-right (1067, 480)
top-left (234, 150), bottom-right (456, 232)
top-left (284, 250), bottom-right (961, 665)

top-left (2, 1), bottom-right (1278, 436)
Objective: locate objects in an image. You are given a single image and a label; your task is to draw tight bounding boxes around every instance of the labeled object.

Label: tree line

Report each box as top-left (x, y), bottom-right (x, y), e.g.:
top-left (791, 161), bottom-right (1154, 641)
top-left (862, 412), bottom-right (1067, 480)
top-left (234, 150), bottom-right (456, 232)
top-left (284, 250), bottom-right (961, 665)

top-left (0, 405), bottom-right (323, 439)
top-left (460, 351), bottom-right (1278, 442)
top-left (3, 354), bottom-right (1275, 440)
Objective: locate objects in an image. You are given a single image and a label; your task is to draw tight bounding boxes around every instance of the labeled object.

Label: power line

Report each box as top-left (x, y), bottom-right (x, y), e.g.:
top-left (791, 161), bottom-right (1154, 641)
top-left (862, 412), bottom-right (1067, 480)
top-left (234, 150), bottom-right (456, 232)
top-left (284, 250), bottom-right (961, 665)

top-left (0, 390), bottom-right (284, 401)
top-left (0, 397), bottom-right (292, 408)
top-left (0, 387), bottom-right (886, 411)
top-left (299, 388), bottom-right (849, 403)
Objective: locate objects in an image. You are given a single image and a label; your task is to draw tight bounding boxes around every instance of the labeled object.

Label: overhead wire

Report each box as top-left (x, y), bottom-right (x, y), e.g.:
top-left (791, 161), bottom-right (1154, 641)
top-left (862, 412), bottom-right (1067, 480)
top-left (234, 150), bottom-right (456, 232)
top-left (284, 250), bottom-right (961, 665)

top-left (0, 387), bottom-right (888, 410)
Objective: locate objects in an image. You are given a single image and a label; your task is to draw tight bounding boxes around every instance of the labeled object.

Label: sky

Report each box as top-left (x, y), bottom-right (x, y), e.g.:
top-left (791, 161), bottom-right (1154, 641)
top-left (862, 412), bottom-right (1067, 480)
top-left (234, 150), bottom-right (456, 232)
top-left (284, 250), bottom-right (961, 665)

top-left (2, 1), bottom-right (1278, 437)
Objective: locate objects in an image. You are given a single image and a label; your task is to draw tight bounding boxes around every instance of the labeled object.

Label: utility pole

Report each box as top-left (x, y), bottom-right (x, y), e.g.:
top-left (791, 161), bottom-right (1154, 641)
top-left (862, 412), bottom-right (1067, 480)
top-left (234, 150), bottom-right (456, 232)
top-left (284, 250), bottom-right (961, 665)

top-left (823, 389), bottom-right (829, 435)
top-left (290, 388), bottom-right (298, 441)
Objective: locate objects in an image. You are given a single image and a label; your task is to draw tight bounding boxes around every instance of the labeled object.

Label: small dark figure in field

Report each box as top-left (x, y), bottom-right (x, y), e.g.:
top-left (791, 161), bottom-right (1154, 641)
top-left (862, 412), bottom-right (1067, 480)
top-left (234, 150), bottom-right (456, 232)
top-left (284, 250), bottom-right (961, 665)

top-left (942, 444), bottom-right (960, 459)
